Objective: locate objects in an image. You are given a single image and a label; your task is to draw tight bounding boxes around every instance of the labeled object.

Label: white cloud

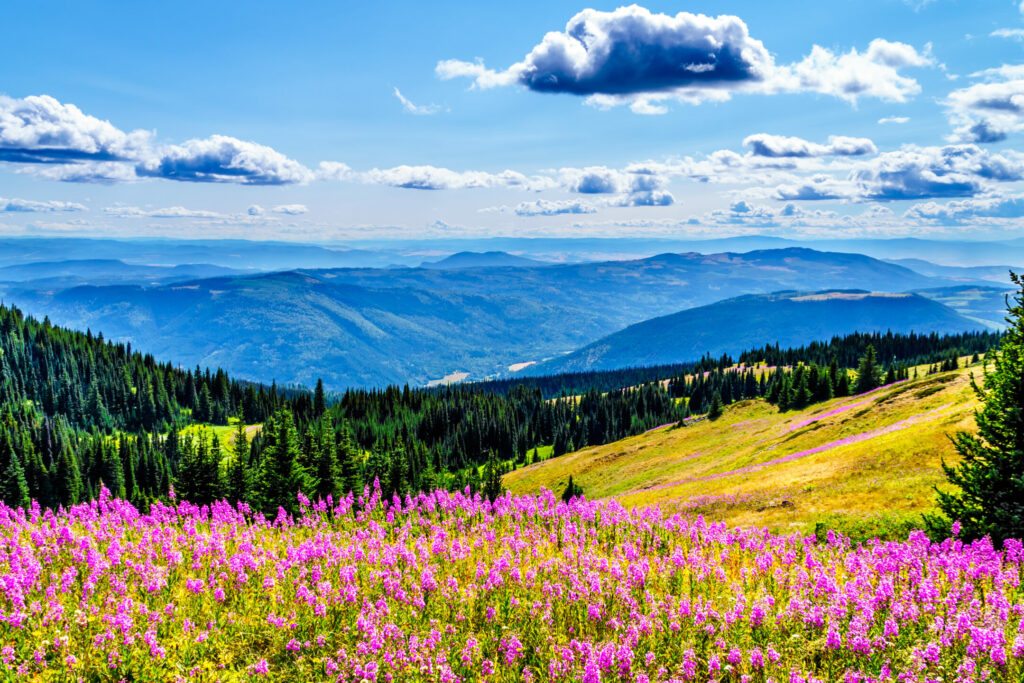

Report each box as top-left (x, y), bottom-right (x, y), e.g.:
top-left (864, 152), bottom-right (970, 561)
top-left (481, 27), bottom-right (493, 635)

top-left (851, 144), bottom-right (1024, 200)
top-left (945, 76), bottom-right (1024, 142)
top-left (773, 174), bottom-right (853, 200)
top-left (316, 161), bottom-right (353, 181)
top-left (878, 116), bottom-right (910, 124)
top-left (136, 135), bottom-right (314, 185)
top-left (0, 197), bottom-right (87, 213)
top-left (393, 87), bottom-right (443, 115)
top-left (743, 134), bottom-right (876, 157)
top-left (272, 204), bottom-right (308, 215)
top-left (438, 7), bottom-right (933, 111)
top-left (905, 196), bottom-right (1024, 224)
top-left (0, 94), bottom-right (151, 163)
top-left (104, 205), bottom-right (224, 218)
top-left (777, 39), bottom-right (931, 104)
top-left (22, 160), bottom-right (140, 184)
top-left (359, 165), bottom-right (554, 190)
top-left (512, 198), bottom-right (598, 216)
top-left (247, 205), bottom-right (265, 216)
top-left (991, 28), bottom-right (1024, 41)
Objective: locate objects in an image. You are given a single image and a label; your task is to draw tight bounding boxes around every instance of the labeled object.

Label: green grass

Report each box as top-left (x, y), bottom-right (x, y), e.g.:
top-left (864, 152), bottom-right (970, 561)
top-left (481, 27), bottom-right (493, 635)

top-left (504, 359), bottom-right (983, 538)
top-left (180, 420), bottom-right (260, 452)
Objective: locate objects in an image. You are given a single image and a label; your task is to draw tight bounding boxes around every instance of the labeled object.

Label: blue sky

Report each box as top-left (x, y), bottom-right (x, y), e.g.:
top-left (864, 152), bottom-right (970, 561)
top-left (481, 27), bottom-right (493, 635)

top-left (3, 0), bottom-right (1024, 241)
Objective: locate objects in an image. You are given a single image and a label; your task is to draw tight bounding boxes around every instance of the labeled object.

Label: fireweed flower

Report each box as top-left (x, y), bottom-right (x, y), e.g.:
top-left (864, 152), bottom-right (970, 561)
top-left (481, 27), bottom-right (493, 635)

top-left (0, 487), bottom-right (1018, 679)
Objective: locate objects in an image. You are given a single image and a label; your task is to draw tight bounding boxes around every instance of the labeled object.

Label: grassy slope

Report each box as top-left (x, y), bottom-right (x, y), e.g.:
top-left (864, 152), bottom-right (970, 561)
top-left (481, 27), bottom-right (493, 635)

top-left (504, 360), bottom-right (981, 536)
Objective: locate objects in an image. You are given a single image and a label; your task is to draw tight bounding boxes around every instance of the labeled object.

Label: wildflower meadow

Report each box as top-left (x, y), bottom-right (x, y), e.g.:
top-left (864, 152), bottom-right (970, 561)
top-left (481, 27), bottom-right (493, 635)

top-left (0, 484), bottom-right (1020, 682)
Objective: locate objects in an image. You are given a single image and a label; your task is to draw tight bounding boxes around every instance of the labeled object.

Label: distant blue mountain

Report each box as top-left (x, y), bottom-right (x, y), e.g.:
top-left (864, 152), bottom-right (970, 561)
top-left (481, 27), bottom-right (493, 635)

top-left (529, 290), bottom-right (987, 375)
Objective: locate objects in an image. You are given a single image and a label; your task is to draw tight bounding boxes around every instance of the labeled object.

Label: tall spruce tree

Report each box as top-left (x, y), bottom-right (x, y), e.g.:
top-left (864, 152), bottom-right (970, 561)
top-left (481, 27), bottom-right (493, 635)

top-left (225, 420), bottom-right (251, 504)
top-left (482, 451), bottom-right (504, 501)
top-left (255, 410), bottom-right (311, 516)
top-left (854, 344), bottom-right (882, 394)
top-left (313, 418), bottom-right (341, 502)
top-left (933, 272), bottom-right (1024, 543)
top-left (0, 431), bottom-right (30, 509)
top-left (337, 421), bottom-right (362, 495)
top-left (313, 379), bottom-right (327, 418)
top-left (707, 391), bottom-right (724, 420)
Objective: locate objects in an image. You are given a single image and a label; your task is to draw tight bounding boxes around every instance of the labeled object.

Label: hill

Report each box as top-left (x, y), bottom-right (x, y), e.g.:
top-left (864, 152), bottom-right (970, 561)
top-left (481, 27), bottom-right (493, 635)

top-left (532, 290), bottom-right (985, 374)
top-left (420, 251), bottom-right (544, 269)
top-left (1, 248), bottom-right (972, 388)
top-left (505, 359), bottom-right (982, 538)
top-left (0, 259), bottom-right (244, 287)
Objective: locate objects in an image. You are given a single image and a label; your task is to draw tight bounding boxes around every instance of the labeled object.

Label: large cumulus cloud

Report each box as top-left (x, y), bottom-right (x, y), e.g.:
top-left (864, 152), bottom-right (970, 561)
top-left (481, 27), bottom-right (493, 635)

top-left (0, 94), bottom-right (150, 164)
top-left (135, 135), bottom-right (314, 185)
top-left (437, 6), bottom-right (932, 111)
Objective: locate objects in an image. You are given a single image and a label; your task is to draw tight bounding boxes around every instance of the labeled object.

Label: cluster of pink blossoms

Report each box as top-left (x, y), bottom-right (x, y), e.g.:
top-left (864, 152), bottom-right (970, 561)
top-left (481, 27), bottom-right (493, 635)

top-left (0, 483), bottom-right (1020, 681)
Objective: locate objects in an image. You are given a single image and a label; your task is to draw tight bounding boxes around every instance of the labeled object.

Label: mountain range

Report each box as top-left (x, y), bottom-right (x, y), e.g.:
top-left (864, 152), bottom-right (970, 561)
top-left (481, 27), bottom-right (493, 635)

top-left (0, 246), bottom-right (1003, 389)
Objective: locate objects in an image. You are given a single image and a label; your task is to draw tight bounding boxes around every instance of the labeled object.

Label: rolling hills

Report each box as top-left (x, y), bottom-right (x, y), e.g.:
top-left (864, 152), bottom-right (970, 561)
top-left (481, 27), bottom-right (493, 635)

top-left (530, 290), bottom-right (986, 374)
top-left (504, 359), bottom-right (981, 538)
top-left (0, 247), bottom-right (996, 389)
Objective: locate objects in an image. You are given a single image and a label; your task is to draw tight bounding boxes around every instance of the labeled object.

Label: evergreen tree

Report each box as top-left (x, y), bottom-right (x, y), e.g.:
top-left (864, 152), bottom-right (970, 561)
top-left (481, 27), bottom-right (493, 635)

top-left (481, 451), bottom-right (504, 501)
top-left (885, 362), bottom-right (897, 385)
top-left (0, 432), bottom-right (30, 509)
top-left (561, 475), bottom-right (584, 502)
top-left (933, 272), bottom-right (1024, 543)
top-left (225, 420), bottom-right (251, 504)
top-left (313, 419), bottom-right (341, 502)
top-left (53, 445), bottom-right (82, 508)
top-left (337, 421), bottom-right (362, 495)
top-left (313, 379), bottom-right (327, 418)
top-left (707, 391), bottom-right (724, 420)
top-left (854, 345), bottom-right (882, 394)
top-left (255, 410), bottom-right (311, 516)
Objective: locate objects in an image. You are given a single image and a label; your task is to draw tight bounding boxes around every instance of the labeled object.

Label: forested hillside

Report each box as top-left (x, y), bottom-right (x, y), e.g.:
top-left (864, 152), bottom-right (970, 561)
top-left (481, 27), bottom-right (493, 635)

top-left (0, 303), bottom-right (1003, 516)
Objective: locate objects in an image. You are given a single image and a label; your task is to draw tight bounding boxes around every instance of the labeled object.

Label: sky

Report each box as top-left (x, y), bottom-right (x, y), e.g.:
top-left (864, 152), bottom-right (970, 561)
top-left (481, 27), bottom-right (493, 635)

top-left (3, 0), bottom-right (1024, 242)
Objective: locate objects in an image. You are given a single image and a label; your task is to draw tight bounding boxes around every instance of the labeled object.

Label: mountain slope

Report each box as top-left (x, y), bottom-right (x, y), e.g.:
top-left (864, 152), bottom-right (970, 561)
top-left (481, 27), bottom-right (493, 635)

top-left (5, 271), bottom-right (590, 388)
top-left (533, 290), bottom-right (985, 374)
top-left (505, 361), bottom-right (981, 536)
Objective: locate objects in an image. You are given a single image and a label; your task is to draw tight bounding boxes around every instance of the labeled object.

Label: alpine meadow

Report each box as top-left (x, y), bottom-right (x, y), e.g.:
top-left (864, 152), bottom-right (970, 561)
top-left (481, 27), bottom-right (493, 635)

top-left (3, 2), bottom-right (1024, 681)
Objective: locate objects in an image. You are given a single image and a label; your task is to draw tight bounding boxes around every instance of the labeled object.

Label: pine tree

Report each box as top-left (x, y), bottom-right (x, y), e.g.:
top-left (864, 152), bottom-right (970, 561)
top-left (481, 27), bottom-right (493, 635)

top-left (255, 410), bottom-right (311, 516)
top-left (0, 431), bottom-right (30, 509)
top-left (313, 419), bottom-right (341, 502)
top-left (225, 420), bottom-right (251, 504)
top-left (933, 272), bottom-right (1024, 543)
top-left (482, 451), bottom-right (504, 502)
top-left (854, 345), bottom-right (882, 394)
top-left (337, 421), bottom-right (362, 495)
top-left (313, 379), bottom-right (326, 418)
top-left (707, 391), bottom-right (724, 420)
top-left (561, 475), bottom-right (584, 502)
top-left (53, 445), bottom-right (82, 508)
